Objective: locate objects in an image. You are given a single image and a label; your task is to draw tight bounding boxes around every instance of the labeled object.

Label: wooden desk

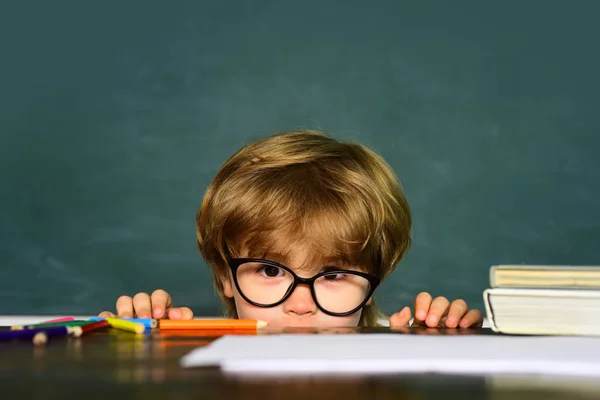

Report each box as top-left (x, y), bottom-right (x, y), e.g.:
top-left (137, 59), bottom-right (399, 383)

top-left (1, 326), bottom-right (599, 399)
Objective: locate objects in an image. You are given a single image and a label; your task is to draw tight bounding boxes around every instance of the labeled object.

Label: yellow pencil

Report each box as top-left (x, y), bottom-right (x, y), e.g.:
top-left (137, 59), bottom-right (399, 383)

top-left (106, 318), bottom-right (145, 334)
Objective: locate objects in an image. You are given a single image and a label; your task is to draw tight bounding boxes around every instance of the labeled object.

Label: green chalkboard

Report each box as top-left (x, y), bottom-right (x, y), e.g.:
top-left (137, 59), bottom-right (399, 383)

top-left (1, 2), bottom-right (599, 317)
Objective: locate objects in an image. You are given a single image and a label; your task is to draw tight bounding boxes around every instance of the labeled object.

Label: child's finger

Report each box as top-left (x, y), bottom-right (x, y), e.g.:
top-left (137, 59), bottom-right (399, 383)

top-left (168, 307), bottom-right (194, 320)
top-left (445, 299), bottom-right (468, 328)
top-left (116, 295), bottom-right (134, 318)
top-left (459, 309), bottom-right (484, 328)
top-left (150, 289), bottom-right (173, 319)
top-left (413, 292), bottom-right (433, 322)
top-left (132, 292), bottom-right (152, 318)
top-left (179, 307), bottom-right (194, 319)
top-left (98, 311), bottom-right (116, 318)
top-left (424, 296), bottom-right (450, 327)
top-left (389, 306), bottom-right (412, 328)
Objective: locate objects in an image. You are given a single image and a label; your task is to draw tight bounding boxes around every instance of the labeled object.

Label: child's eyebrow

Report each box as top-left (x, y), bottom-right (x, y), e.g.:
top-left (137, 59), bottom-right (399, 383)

top-left (320, 256), bottom-right (352, 266)
top-left (259, 252), bottom-right (351, 267)
top-left (258, 252), bottom-right (289, 263)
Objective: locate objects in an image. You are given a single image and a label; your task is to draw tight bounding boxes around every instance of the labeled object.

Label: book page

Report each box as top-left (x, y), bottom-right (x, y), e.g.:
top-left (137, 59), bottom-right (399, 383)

top-left (181, 333), bottom-right (600, 377)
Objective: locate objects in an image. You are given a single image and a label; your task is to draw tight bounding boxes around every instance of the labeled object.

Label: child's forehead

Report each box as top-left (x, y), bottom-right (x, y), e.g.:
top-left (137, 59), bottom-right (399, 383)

top-left (239, 237), bottom-right (352, 268)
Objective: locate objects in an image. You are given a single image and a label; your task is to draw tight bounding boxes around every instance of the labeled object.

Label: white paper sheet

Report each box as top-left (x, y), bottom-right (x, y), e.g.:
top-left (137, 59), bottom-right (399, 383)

top-left (180, 333), bottom-right (600, 377)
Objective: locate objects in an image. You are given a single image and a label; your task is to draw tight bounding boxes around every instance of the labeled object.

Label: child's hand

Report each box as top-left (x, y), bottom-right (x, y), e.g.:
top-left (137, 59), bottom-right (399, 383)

top-left (98, 289), bottom-right (193, 320)
top-left (388, 292), bottom-right (483, 329)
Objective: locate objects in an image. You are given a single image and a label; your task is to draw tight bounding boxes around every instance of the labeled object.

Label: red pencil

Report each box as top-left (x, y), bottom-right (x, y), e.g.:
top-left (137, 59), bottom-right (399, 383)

top-left (71, 320), bottom-right (110, 337)
top-left (41, 316), bottom-right (75, 323)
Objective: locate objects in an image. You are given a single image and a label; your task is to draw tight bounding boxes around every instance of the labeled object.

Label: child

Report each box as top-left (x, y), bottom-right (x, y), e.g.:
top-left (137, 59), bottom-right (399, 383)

top-left (99, 130), bottom-right (483, 329)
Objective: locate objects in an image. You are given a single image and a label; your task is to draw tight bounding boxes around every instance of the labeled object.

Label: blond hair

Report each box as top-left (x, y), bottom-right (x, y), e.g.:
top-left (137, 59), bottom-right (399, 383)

top-left (196, 130), bottom-right (411, 326)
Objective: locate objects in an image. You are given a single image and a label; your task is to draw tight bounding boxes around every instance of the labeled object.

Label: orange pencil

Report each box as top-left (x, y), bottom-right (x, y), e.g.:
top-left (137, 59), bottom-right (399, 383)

top-left (158, 319), bottom-right (268, 330)
top-left (158, 329), bottom-right (259, 338)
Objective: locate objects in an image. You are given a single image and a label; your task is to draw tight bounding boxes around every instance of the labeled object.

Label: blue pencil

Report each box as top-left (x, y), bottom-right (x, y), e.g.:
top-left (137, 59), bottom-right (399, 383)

top-left (0, 326), bottom-right (75, 344)
top-left (88, 317), bottom-right (157, 329)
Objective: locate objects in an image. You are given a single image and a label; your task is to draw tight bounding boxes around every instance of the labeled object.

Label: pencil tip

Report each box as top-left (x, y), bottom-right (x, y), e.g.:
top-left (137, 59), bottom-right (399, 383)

top-left (71, 326), bottom-right (83, 337)
top-left (257, 320), bottom-right (269, 328)
top-left (32, 332), bottom-right (48, 346)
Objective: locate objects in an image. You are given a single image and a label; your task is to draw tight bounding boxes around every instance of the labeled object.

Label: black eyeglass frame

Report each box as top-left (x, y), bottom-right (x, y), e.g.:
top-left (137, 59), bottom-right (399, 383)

top-left (225, 254), bottom-right (381, 317)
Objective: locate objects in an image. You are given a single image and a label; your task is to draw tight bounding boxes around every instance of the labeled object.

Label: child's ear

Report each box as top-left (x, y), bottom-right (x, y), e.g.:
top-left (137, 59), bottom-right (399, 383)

top-left (221, 275), bottom-right (234, 298)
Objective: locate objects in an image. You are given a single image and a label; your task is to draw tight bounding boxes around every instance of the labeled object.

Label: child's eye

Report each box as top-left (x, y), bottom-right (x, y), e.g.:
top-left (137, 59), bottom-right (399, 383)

top-left (258, 265), bottom-right (284, 278)
top-left (323, 273), bottom-right (346, 281)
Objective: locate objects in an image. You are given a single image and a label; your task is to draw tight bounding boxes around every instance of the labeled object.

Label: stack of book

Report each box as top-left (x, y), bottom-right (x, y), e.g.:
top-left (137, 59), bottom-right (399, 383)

top-left (484, 265), bottom-right (600, 336)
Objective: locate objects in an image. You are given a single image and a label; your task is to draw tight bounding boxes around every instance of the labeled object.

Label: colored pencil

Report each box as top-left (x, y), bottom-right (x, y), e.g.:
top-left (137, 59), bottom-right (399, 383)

top-left (32, 332), bottom-right (48, 345)
top-left (158, 329), bottom-right (259, 338)
top-left (72, 320), bottom-right (110, 337)
top-left (87, 317), bottom-right (157, 329)
top-left (41, 316), bottom-right (75, 323)
top-left (105, 318), bottom-right (145, 334)
top-left (158, 319), bottom-right (268, 330)
top-left (12, 320), bottom-right (93, 330)
top-left (0, 326), bottom-right (76, 343)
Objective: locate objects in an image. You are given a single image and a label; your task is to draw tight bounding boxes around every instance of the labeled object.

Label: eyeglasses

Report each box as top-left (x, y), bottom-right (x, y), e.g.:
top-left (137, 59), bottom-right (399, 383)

top-left (225, 254), bottom-right (380, 316)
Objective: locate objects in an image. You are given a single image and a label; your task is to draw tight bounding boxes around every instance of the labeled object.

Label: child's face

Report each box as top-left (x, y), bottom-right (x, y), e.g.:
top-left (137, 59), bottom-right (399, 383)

top-left (221, 240), bottom-right (370, 328)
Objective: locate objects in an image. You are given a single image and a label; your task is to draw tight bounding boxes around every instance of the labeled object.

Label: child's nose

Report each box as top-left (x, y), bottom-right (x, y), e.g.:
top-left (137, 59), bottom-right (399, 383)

top-left (282, 284), bottom-right (317, 316)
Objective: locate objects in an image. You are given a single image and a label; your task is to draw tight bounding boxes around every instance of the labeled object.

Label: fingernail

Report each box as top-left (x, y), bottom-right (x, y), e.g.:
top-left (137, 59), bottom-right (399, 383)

top-left (399, 307), bottom-right (407, 317)
top-left (153, 307), bottom-right (163, 318)
top-left (417, 311), bottom-right (426, 320)
top-left (446, 317), bottom-right (457, 327)
top-left (171, 309), bottom-right (181, 319)
top-left (459, 320), bottom-right (469, 328)
top-left (426, 316), bottom-right (437, 326)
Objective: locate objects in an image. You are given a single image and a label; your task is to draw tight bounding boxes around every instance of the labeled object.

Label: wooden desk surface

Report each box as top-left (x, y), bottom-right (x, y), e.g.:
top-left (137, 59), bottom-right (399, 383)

top-left (1, 326), bottom-right (599, 399)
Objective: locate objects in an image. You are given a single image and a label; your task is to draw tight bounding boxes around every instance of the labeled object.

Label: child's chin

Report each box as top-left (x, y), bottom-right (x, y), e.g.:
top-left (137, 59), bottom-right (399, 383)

top-left (266, 319), bottom-right (357, 330)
